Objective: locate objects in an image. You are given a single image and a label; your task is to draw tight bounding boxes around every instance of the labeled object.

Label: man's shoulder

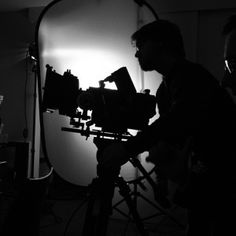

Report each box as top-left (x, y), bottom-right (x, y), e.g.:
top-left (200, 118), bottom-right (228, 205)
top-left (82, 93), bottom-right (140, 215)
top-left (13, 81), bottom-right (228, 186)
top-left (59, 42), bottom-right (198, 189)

top-left (179, 60), bottom-right (212, 77)
top-left (175, 60), bottom-right (218, 87)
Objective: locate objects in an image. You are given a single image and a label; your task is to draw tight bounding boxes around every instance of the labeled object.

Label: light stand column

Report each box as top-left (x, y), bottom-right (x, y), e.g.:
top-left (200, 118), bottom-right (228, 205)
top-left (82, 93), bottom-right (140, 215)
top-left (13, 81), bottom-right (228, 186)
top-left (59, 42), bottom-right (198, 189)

top-left (30, 60), bottom-right (40, 178)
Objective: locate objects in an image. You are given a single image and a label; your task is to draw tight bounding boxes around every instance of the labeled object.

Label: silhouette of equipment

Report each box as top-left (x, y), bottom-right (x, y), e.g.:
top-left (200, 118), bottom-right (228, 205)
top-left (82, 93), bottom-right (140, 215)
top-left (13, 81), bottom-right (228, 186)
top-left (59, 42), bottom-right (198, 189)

top-left (61, 130), bottom-right (185, 236)
top-left (42, 65), bottom-right (185, 234)
top-left (82, 136), bottom-right (149, 236)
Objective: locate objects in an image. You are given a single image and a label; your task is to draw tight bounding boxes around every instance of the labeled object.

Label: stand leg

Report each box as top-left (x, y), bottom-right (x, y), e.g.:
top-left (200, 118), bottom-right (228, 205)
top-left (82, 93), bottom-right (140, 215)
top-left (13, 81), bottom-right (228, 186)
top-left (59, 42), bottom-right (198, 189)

top-left (82, 177), bottom-right (115, 236)
top-left (82, 139), bottom-right (149, 235)
top-left (116, 176), bottom-right (148, 236)
top-left (82, 175), bottom-right (150, 236)
top-left (128, 158), bottom-right (185, 229)
top-left (129, 157), bottom-right (171, 208)
top-left (82, 178), bottom-right (100, 236)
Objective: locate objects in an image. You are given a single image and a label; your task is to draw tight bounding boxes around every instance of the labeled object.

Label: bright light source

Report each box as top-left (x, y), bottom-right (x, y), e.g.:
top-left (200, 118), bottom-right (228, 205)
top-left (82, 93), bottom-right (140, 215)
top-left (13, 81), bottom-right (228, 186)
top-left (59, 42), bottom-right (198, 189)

top-left (39, 0), bottom-right (142, 186)
top-left (42, 48), bottom-right (124, 89)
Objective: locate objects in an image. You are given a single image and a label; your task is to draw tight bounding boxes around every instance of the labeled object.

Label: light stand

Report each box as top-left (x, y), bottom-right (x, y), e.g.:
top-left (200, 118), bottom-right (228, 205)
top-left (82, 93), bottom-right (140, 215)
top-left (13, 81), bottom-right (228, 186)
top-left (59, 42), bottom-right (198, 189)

top-left (28, 43), bottom-right (39, 178)
top-left (29, 1), bottom-right (60, 176)
top-left (30, 61), bottom-right (37, 178)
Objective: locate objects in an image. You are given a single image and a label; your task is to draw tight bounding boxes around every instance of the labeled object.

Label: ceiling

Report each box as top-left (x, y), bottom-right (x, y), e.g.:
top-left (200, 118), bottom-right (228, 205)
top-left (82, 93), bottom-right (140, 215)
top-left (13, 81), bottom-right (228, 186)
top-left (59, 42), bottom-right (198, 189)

top-left (0, 0), bottom-right (52, 11)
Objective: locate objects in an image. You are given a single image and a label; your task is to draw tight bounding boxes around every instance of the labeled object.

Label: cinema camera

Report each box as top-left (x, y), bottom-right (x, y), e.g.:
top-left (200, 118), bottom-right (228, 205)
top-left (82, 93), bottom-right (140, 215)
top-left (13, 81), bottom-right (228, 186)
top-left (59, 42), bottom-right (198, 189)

top-left (42, 65), bottom-right (156, 139)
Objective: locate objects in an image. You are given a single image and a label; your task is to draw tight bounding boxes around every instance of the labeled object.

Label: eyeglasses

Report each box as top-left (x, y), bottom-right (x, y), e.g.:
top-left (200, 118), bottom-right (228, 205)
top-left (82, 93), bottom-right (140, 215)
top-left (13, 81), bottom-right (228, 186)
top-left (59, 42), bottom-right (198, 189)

top-left (224, 58), bottom-right (236, 74)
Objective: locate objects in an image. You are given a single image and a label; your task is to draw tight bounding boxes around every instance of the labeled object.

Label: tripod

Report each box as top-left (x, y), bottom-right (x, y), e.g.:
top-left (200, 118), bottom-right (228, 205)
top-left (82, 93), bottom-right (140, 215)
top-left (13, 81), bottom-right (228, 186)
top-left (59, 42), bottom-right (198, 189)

top-left (112, 158), bottom-right (185, 226)
top-left (81, 137), bottom-right (185, 236)
top-left (81, 137), bottom-right (147, 235)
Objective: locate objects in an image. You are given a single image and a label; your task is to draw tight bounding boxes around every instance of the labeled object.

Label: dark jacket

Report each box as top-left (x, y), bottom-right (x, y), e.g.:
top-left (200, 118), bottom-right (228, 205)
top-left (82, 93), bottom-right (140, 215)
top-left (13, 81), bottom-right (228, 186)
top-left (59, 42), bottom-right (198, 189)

top-left (125, 59), bottom-right (236, 199)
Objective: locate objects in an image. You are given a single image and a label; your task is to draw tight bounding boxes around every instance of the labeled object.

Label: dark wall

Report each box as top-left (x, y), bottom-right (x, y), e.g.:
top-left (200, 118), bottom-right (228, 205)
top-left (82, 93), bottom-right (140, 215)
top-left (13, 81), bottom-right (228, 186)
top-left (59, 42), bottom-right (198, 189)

top-left (0, 9), bottom-right (42, 142)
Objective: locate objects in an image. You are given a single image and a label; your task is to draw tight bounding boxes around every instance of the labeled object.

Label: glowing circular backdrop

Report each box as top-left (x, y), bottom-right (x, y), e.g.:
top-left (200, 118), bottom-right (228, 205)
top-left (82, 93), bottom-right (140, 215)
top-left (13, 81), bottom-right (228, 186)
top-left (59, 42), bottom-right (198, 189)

top-left (39, 0), bottom-right (158, 186)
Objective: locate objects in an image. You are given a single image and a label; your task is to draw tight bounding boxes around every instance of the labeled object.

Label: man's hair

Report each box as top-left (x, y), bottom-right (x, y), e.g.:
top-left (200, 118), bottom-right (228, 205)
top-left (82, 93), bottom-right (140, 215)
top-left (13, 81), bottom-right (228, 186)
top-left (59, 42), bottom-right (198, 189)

top-left (131, 19), bottom-right (185, 58)
top-left (222, 14), bottom-right (236, 35)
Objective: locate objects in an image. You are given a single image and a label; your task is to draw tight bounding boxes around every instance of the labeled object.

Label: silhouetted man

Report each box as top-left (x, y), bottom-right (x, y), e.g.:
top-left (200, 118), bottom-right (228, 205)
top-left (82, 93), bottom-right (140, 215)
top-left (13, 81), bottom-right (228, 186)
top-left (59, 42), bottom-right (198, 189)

top-left (100, 19), bottom-right (236, 236)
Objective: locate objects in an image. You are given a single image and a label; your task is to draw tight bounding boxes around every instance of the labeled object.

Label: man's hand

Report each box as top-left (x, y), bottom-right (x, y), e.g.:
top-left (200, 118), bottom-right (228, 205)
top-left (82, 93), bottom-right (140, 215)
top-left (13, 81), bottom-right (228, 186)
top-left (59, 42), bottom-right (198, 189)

top-left (146, 141), bottom-right (176, 165)
top-left (99, 142), bottom-right (130, 169)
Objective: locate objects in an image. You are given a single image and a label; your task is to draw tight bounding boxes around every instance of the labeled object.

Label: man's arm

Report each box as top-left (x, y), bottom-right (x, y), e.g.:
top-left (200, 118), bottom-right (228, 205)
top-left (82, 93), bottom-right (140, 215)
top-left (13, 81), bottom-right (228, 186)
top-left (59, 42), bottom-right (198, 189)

top-left (125, 73), bottom-right (214, 158)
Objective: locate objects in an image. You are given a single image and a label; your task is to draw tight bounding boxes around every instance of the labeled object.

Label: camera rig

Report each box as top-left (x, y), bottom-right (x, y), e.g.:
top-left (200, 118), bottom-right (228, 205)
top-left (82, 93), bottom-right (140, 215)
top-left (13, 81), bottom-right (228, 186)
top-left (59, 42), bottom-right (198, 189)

top-left (42, 65), bottom-right (185, 234)
top-left (42, 64), bottom-right (156, 140)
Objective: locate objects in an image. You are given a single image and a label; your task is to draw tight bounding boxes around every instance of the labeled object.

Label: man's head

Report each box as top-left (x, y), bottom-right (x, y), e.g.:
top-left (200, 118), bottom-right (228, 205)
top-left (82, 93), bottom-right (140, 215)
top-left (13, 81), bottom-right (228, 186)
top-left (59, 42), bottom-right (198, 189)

top-left (131, 19), bottom-right (185, 74)
top-left (222, 15), bottom-right (236, 94)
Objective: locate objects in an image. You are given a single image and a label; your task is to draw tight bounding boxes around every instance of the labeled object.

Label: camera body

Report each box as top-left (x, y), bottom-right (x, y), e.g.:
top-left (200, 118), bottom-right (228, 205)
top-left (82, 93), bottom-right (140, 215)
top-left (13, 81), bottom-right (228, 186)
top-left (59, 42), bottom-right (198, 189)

top-left (42, 65), bottom-right (156, 134)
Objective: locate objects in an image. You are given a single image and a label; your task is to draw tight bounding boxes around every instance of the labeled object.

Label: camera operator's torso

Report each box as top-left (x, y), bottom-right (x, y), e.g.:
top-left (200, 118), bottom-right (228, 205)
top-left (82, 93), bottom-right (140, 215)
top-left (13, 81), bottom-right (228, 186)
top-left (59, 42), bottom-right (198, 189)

top-left (155, 59), bottom-right (236, 203)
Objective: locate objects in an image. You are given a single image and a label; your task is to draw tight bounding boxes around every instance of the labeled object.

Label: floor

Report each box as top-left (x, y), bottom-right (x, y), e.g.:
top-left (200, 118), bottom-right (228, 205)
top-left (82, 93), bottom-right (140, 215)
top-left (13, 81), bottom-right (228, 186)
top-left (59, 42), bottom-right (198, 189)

top-left (39, 197), bottom-right (187, 236)
top-left (38, 171), bottom-right (187, 236)
top-left (0, 164), bottom-right (188, 236)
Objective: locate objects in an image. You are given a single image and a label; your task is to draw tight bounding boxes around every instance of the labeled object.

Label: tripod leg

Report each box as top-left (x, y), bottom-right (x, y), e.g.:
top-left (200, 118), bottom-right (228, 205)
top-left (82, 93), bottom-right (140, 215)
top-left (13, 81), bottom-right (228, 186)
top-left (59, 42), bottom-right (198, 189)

top-left (82, 139), bottom-right (121, 236)
top-left (83, 202), bottom-right (110, 236)
top-left (82, 178), bottom-right (100, 236)
top-left (82, 176), bottom-right (116, 236)
top-left (116, 176), bottom-right (148, 236)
